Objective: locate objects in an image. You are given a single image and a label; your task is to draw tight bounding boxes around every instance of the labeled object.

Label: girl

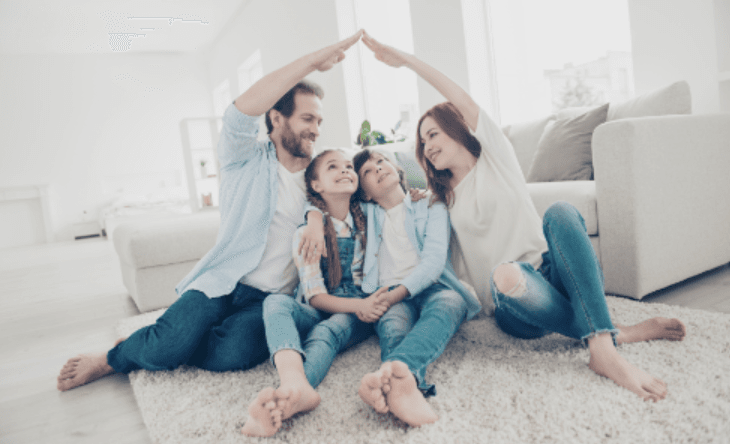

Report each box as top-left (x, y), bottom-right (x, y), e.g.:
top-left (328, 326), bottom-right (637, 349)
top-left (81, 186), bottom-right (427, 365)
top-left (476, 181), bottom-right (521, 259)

top-left (352, 149), bottom-right (481, 427)
top-left (360, 30), bottom-right (686, 402)
top-left (242, 149), bottom-right (387, 437)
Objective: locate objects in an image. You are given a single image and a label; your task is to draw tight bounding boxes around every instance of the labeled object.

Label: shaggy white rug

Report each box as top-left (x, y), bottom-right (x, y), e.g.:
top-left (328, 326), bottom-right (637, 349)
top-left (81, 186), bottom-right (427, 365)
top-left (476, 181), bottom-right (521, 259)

top-left (117, 296), bottom-right (730, 444)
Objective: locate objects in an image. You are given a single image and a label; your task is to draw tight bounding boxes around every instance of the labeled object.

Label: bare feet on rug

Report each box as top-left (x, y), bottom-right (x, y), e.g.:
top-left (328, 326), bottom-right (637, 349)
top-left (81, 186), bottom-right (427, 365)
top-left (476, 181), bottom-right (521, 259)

top-left (360, 361), bottom-right (438, 427)
top-left (241, 387), bottom-right (284, 437)
top-left (56, 353), bottom-right (114, 391)
top-left (358, 363), bottom-right (393, 414)
top-left (274, 380), bottom-right (321, 421)
top-left (615, 317), bottom-right (686, 345)
top-left (588, 333), bottom-right (667, 402)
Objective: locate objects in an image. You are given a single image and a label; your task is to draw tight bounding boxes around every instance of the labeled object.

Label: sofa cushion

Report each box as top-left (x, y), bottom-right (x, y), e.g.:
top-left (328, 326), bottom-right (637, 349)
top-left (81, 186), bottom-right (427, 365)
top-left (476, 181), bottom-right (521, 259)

top-left (526, 103), bottom-right (609, 182)
top-left (607, 80), bottom-right (691, 121)
top-left (114, 211), bottom-right (220, 269)
top-left (502, 115), bottom-right (554, 177)
top-left (526, 180), bottom-right (598, 236)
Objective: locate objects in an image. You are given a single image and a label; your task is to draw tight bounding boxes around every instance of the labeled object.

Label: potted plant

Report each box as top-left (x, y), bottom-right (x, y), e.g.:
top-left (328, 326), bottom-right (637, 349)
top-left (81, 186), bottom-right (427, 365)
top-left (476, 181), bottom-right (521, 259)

top-left (199, 159), bottom-right (207, 178)
top-left (355, 119), bottom-right (407, 147)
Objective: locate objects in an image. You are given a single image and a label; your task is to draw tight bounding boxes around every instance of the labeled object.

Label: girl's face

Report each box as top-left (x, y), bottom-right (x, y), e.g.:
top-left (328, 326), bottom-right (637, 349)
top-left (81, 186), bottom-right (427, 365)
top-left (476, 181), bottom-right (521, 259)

top-left (419, 116), bottom-right (465, 171)
top-left (310, 151), bottom-right (358, 197)
top-left (357, 152), bottom-right (401, 202)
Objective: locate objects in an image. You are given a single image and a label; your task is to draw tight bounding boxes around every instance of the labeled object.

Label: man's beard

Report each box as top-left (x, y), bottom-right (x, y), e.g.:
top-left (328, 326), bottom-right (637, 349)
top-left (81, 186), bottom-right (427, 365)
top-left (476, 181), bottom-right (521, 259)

top-left (281, 119), bottom-right (313, 159)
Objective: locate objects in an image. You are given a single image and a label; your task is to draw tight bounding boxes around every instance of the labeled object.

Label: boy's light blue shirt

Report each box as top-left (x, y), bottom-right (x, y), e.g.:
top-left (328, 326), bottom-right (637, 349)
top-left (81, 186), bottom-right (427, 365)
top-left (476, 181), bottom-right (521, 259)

top-left (360, 194), bottom-right (482, 320)
top-left (175, 103), bottom-right (285, 299)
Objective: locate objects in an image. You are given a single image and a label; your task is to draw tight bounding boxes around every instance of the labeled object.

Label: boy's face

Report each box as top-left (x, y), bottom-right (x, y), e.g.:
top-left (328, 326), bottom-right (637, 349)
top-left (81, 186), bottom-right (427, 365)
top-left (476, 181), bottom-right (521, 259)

top-left (357, 153), bottom-right (401, 202)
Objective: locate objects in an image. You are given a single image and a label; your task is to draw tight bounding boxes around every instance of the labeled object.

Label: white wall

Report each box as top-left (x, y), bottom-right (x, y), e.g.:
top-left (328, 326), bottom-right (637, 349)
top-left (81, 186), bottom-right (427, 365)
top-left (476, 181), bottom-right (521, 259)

top-left (628, 0), bottom-right (720, 113)
top-left (206, 0), bottom-right (352, 149)
top-left (0, 52), bottom-right (211, 242)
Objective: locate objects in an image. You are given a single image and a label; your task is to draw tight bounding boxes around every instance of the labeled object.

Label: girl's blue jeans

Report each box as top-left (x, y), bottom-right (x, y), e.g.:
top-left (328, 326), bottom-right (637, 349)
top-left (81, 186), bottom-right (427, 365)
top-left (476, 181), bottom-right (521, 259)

top-left (107, 282), bottom-right (270, 373)
top-left (263, 291), bottom-right (373, 388)
top-left (491, 201), bottom-right (619, 344)
top-left (376, 283), bottom-right (467, 396)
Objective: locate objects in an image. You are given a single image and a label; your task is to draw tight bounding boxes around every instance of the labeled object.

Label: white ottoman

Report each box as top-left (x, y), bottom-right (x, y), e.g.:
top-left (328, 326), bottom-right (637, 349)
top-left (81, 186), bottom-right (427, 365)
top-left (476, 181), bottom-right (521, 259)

top-left (113, 211), bottom-right (220, 312)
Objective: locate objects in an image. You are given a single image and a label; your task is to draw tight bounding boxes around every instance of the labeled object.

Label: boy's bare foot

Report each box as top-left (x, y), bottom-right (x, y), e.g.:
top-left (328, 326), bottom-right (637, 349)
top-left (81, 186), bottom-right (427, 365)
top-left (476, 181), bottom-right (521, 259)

top-left (615, 317), bottom-right (686, 345)
top-left (274, 381), bottom-right (321, 420)
top-left (377, 361), bottom-right (438, 427)
top-left (358, 364), bottom-right (393, 414)
top-left (588, 333), bottom-right (667, 402)
top-left (57, 353), bottom-right (114, 391)
top-left (241, 387), bottom-right (284, 437)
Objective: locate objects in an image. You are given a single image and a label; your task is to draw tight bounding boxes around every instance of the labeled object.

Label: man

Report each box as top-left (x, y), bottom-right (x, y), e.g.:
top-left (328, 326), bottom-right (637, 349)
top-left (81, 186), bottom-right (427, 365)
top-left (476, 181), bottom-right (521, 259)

top-left (57, 30), bottom-right (363, 392)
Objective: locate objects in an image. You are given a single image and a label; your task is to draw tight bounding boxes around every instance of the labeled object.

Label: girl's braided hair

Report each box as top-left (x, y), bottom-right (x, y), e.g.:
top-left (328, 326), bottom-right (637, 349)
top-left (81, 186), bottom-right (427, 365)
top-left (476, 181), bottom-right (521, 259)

top-left (304, 150), bottom-right (367, 292)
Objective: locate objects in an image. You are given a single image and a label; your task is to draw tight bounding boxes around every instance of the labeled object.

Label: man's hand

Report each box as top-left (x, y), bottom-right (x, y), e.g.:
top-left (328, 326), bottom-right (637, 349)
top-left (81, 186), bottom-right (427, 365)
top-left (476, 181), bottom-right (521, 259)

top-left (361, 30), bottom-right (412, 69)
top-left (299, 222), bottom-right (326, 265)
top-left (309, 30), bottom-right (363, 72)
top-left (356, 287), bottom-right (390, 323)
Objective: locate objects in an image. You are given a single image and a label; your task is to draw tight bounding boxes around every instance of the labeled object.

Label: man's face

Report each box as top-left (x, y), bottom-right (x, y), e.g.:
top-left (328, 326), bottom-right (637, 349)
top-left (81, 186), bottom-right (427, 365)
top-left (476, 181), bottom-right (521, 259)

top-left (278, 93), bottom-right (323, 159)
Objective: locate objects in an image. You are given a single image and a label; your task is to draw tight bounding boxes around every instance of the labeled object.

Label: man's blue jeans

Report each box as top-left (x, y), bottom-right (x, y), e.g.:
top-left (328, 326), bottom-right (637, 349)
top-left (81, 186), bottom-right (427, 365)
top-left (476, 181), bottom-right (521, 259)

top-left (107, 282), bottom-right (269, 373)
top-left (491, 201), bottom-right (619, 344)
top-left (263, 293), bottom-right (373, 388)
top-left (376, 283), bottom-right (467, 396)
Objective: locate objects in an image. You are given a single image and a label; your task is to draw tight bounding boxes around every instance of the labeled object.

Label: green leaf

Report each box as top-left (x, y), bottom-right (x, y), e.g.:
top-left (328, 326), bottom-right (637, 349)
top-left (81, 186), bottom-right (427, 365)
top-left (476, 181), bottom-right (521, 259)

top-left (360, 120), bottom-right (371, 133)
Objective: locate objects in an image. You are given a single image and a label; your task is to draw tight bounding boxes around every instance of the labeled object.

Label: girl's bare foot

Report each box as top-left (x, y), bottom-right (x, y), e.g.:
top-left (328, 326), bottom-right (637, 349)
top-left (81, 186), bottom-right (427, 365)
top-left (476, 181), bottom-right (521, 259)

top-left (241, 387), bottom-right (284, 437)
top-left (358, 365), bottom-right (393, 414)
top-left (274, 381), bottom-right (321, 420)
top-left (57, 353), bottom-right (114, 391)
top-left (588, 333), bottom-right (667, 402)
top-left (615, 317), bottom-right (686, 345)
top-left (381, 361), bottom-right (438, 427)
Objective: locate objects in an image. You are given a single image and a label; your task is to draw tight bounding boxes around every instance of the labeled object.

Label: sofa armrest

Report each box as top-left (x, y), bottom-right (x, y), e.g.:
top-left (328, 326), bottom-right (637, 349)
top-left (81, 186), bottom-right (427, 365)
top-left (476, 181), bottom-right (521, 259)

top-left (592, 113), bottom-right (730, 298)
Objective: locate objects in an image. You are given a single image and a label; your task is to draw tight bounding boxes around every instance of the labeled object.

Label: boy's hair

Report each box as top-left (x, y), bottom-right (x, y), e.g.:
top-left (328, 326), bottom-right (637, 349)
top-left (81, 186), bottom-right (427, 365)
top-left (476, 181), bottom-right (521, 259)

top-left (304, 149), bottom-right (367, 292)
top-left (415, 102), bottom-right (482, 206)
top-left (265, 80), bottom-right (324, 134)
top-left (352, 149), bottom-right (408, 204)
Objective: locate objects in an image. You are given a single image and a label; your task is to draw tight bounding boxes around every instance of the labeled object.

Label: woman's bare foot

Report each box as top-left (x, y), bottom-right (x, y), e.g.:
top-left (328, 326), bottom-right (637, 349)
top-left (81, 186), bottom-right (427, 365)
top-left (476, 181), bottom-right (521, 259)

top-left (274, 381), bottom-right (321, 420)
top-left (588, 333), bottom-right (667, 402)
top-left (615, 317), bottom-right (686, 345)
top-left (358, 364), bottom-right (393, 414)
top-left (373, 361), bottom-right (438, 427)
top-left (57, 353), bottom-right (114, 391)
top-left (241, 387), bottom-right (284, 437)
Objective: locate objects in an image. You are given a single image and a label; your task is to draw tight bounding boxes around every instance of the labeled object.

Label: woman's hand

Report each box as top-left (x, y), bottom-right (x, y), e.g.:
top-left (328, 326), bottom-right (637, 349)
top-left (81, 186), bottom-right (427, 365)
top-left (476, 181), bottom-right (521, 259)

top-left (309, 30), bottom-right (363, 72)
top-left (361, 30), bottom-right (412, 68)
top-left (410, 188), bottom-right (429, 202)
top-left (356, 287), bottom-right (390, 323)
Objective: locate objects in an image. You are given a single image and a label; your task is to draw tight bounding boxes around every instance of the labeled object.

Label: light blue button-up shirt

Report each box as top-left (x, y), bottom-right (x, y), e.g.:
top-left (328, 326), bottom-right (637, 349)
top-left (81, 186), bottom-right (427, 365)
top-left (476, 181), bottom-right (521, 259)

top-left (175, 103), bottom-right (284, 299)
top-left (360, 194), bottom-right (482, 320)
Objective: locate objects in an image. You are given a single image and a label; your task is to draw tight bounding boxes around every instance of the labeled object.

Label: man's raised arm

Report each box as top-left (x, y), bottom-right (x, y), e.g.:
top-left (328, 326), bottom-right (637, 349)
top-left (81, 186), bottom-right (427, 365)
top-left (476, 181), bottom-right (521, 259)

top-left (235, 30), bottom-right (363, 116)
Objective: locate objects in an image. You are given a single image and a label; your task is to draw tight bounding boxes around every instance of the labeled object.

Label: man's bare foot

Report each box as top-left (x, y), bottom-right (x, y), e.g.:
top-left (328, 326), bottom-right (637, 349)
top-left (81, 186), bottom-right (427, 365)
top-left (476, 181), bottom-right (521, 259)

top-left (616, 317), bottom-right (686, 345)
top-left (274, 381), bottom-right (321, 420)
top-left (380, 361), bottom-right (438, 427)
top-left (588, 333), bottom-right (667, 402)
top-left (241, 387), bottom-right (284, 437)
top-left (57, 353), bottom-right (114, 391)
top-left (358, 364), bottom-right (393, 414)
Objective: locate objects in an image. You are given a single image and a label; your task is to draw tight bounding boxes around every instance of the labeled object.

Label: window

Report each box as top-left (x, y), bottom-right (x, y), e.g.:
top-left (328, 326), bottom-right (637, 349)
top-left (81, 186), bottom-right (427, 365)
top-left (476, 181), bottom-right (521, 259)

top-left (336, 0), bottom-right (419, 144)
top-left (487, 0), bottom-right (634, 124)
top-left (238, 50), bottom-right (263, 94)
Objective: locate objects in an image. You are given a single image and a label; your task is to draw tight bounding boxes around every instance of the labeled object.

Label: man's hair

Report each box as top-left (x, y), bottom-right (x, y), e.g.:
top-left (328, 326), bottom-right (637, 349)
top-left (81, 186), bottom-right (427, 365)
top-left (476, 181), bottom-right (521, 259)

top-left (265, 80), bottom-right (324, 134)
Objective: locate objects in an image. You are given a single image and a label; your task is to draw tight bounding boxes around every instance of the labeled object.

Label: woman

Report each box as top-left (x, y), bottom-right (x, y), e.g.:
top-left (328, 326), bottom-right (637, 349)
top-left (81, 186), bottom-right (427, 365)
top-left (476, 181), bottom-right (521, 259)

top-left (361, 30), bottom-right (686, 402)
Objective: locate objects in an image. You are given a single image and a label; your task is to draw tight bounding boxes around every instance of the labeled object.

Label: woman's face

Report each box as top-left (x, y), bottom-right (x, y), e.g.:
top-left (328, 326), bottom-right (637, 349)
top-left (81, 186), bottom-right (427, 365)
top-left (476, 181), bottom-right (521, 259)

top-left (357, 152), bottom-right (401, 202)
top-left (419, 116), bottom-right (464, 171)
top-left (310, 151), bottom-right (358, 197)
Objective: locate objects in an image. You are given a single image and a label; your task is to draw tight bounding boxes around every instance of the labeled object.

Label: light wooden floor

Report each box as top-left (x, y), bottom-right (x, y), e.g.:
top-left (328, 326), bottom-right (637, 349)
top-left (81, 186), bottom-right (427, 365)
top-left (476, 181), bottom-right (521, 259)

top-left (1, 238), bottom-right (729, 444)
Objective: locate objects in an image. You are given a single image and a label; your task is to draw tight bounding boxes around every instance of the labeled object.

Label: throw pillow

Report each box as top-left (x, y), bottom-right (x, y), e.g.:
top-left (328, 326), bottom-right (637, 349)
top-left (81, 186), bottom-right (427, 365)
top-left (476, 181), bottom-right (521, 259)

top-left (502, 115), bottom-right (555, 177)
top-left (394, 150), bottom-right (428, 189)
top-left (607, 80), bottom-right (691, 121)
top-left (526, 103), bottom-right (609, 182)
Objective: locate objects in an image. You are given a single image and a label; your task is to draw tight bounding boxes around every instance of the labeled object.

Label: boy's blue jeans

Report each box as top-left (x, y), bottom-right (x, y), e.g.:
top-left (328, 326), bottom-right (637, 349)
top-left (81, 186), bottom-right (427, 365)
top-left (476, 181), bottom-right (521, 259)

top-left (107, 282), bottom-right (270, 373)
top-left (263, 293), bottom-right (373, 388)
top-left (376, 283), bottom-right (467, 396)
top-left (491, 201), bottom-right (619, 344)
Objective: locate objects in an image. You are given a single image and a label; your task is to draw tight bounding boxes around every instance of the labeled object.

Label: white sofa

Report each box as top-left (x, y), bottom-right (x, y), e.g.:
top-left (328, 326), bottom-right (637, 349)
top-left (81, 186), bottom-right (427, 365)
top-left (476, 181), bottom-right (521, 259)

top-left (113, 81), bottom-right (730, 313)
